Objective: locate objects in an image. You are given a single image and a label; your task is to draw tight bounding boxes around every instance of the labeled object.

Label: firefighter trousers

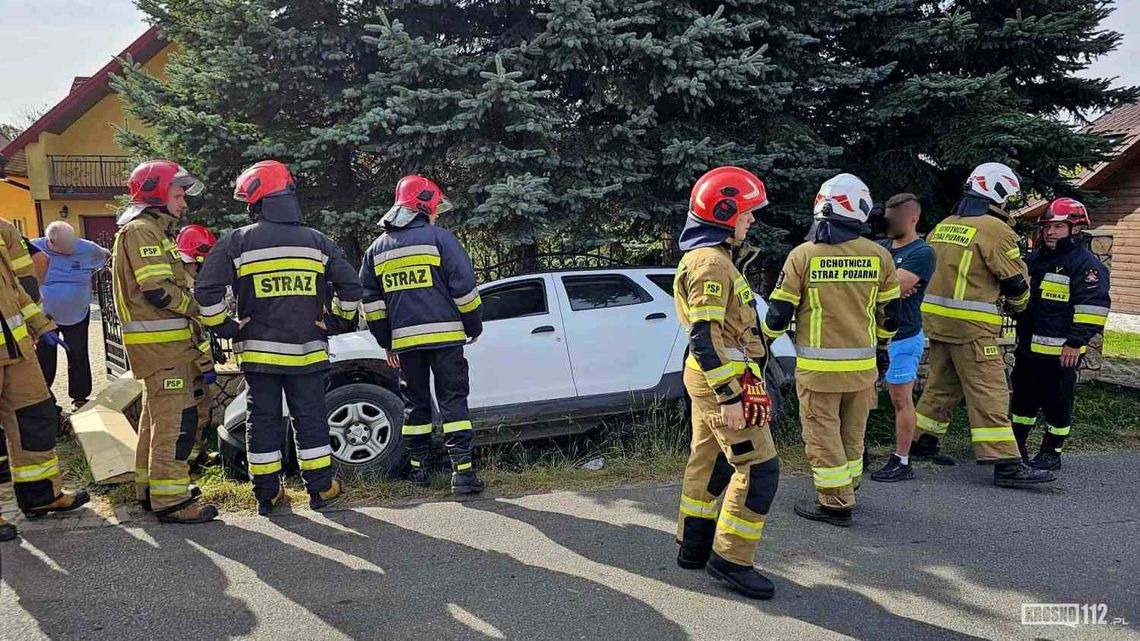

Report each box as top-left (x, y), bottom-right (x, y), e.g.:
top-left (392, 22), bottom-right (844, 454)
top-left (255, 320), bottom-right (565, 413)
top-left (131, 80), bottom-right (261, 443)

top-left (1, 355), bottom-right (63, 511)
top-left (134, 362), bottom-right (200, 512)
top-left (797, 381), bottom-right (874, 511)
top-left (245, 371), bottom-right (334, 501)
top-left (399, 346), bottom-right (474, 474)
top-left (1010, 353), bottom-right (1078, 458)
top-left (914, 339), bottom-right (1021, 463)
top-left (677, 367), bottom-right (779, 567)
top-left (189, 372), bottom-right (216, 467)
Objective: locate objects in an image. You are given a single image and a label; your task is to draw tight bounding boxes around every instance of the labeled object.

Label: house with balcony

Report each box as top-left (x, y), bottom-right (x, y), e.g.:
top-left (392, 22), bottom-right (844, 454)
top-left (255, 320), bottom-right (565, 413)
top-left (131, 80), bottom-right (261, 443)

top-left (0, 27), bottom-right (171, 244)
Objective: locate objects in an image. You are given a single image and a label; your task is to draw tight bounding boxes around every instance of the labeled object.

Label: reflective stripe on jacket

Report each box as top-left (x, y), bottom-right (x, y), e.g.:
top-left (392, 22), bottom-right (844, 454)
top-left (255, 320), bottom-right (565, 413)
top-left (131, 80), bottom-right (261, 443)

top-left (111, 210), bottom-right (200, 379)
top-left (194, 214), bottom-right (362, 376)
top-left (674, 243), bottom-right (766, 404)
top-left (921, 209), bottom-right (1028, 343)
top-left (359, 217), bottom-right (482, 353)
top-left (1017, 234), bottom-right (1110, 357)
top-left (768, 237), bottom-right (899, 393)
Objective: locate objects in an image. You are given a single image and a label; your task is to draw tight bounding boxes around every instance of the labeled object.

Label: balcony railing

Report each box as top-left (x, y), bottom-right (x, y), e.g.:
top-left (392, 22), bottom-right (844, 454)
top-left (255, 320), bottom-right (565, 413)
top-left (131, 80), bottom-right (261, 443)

top-left (48, 155), bottom-right (131, 197)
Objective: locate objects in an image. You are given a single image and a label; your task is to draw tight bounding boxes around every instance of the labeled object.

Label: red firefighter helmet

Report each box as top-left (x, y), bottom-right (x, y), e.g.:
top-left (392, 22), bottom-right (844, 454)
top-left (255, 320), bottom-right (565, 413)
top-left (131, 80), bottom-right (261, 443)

top-left (394, 175), bottom-right (452, 217)
top-left (233, 160), bottom-right (296, 205)
top-left (1040, 197), bottom-right (1090, 226)
top-left (119, 160), bottom-right (202, 224)
top-left (688, 167), bottom-right (768, 229)
top-left (176, 224), bottom-right (217, 263)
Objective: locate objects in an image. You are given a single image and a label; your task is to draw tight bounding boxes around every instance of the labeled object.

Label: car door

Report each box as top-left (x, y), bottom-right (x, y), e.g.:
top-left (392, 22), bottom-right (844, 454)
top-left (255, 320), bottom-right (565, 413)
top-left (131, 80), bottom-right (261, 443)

top-left (554, 271), bottom-right (678, 396)
top-left (465, 275), bottom-right (577, 408)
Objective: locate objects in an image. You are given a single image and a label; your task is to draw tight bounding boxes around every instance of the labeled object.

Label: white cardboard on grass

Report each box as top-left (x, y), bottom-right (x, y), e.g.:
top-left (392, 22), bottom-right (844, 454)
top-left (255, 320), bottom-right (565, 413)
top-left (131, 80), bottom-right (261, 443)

top-left (70, 406), bottom-right (137, 484)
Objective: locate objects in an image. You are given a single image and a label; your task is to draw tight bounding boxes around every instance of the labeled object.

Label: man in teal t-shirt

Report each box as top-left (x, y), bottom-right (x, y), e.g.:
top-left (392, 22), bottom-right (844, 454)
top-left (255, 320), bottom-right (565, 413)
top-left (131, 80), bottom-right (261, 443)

top-left (871, 193), bottom-right (936, 483)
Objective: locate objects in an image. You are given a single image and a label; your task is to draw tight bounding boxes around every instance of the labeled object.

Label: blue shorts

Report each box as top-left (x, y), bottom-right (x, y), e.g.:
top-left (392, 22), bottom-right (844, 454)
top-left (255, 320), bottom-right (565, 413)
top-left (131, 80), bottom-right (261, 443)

top-left (885, 330), bottom-right (925, 385)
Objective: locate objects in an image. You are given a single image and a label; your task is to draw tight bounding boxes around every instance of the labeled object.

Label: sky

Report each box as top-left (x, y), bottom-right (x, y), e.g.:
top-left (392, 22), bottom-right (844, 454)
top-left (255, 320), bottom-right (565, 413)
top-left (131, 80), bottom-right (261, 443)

top-left (0, 0), bottom-right (1138, 128)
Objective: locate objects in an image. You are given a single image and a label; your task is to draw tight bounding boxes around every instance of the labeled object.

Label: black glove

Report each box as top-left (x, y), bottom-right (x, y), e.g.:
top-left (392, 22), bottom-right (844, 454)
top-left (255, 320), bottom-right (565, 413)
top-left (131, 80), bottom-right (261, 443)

top-left (876, 348), bottom-right (891, 378)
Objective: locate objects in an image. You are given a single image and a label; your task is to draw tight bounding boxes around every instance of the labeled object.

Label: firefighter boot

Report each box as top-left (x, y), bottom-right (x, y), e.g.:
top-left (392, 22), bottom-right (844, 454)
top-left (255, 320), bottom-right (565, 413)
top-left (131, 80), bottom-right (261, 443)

top-left (911, 433), bottom-right (957, 466)
top-left (408, 459), bottom-right (431, 488)
top-left (310, 479), bottom-right (343, 511)
top-left (140, 485), bottom-right (202, 513)
top-left (793, 499), bottom-right (852, 528)
top-left (994, 462), bottom-right (1056, 488)
top-left (157, 501), bottom-right (220, 525)
top-left (451, 470), bottom-right (485, 495)
top-left (1031, 433), bottom-right (1066, 471)
top-left (22, 490), bottom-right (90, 520)
top-left (1012, 423), bottom-right (1032, 464)
top-left (705, 552), bottom-right (775, 600)
top-left (258, 487), bottom-right (287, 517)
top-left (0, 515), bottom-right (17, 542)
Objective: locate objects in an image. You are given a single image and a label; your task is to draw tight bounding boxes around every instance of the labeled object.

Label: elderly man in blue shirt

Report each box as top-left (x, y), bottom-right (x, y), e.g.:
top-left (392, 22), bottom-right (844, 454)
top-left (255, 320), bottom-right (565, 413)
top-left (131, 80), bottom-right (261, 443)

top-left (33, 221), bottom-right (110, 411)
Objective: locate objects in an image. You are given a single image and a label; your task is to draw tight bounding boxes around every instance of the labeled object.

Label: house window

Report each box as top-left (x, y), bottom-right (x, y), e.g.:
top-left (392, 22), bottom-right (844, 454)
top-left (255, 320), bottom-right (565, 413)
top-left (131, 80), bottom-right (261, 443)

top-left (12, 219), bottom-right (25, 234)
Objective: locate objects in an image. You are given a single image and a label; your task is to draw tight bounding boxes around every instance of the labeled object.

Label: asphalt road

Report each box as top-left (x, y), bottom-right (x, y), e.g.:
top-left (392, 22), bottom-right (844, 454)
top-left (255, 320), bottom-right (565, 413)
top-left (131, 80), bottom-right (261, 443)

top-left (2, 453), bottom-right (1137, 641)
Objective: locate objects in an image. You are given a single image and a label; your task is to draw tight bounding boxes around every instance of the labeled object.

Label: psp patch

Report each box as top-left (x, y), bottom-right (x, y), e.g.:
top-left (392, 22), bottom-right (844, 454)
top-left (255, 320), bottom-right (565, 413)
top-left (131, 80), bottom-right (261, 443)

top-left (139, 245), bottom-right (162, 258)
top-left (162, 378), bottom-right (185, 390)
top-left (255, 271), bottom-right (318, 298)
top-left (703, 281), bottom-right (724, 297)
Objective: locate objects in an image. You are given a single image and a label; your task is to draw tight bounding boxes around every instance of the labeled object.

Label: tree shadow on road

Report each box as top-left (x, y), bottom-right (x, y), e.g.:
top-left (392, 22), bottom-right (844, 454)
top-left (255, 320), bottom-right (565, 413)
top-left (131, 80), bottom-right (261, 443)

top-left (179, 509), bottom-right (688, 641)
top-left (1, 516), bottom-right (256, 641)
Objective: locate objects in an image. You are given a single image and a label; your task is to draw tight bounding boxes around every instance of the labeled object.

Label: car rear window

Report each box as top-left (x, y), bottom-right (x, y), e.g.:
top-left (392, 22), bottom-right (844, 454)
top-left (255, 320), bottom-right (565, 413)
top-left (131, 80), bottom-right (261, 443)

top-left (562, 274), bottom-right (652, 311)
top-left (647, 274), bottom-right (674, 297)
top-left (481, 279), bottom-right (548, 322)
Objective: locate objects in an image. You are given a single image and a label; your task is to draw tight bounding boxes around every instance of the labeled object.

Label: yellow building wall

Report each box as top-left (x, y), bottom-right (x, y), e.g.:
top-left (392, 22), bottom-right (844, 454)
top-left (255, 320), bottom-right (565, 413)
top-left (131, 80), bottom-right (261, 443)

top-left (23, 44), bottom-right (176, 237)
top-left (0, 177), bottom-right (38, 236)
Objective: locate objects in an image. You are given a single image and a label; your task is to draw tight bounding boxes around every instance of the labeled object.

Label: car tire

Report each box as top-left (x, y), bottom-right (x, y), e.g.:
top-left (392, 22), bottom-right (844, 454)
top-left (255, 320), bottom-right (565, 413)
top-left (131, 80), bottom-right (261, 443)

top-left (218, 434), bottom-right (249, 482)
top-left (325, 383), bottom-right (405, 480)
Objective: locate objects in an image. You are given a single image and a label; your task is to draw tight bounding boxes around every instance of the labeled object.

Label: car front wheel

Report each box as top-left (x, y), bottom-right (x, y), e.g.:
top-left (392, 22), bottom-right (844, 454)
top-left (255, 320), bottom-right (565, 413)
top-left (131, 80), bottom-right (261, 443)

top-left (325, 383), bottom-right (406, 480)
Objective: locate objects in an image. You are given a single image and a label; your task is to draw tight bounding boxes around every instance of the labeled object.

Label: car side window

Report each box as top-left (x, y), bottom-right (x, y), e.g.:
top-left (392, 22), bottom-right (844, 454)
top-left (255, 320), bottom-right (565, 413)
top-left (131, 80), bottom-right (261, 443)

top-left (481, 279), bottom-right (549, 322)
top-left (562, 274), bottom-right (652, 311)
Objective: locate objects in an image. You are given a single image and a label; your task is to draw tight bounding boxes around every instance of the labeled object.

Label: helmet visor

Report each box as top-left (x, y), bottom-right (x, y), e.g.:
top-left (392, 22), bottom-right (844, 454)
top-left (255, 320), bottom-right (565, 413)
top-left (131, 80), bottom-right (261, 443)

top-left (437, 196), bottom-right (454, 216)
top-left (172, 168), bottom-right (204, 197)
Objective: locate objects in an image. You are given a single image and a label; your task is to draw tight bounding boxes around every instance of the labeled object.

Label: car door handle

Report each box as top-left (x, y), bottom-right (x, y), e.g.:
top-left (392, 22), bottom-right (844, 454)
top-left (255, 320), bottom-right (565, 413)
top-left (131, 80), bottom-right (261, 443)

top-left (645, 312), bottom-right (667, 320)
top-left (531, 325), bottom-right (555, 334)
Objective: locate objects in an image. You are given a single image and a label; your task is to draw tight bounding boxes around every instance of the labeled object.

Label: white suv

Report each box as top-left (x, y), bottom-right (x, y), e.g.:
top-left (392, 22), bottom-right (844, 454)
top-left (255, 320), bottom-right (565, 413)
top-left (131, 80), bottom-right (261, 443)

top-left (219, 267), bottom-right (797, 479)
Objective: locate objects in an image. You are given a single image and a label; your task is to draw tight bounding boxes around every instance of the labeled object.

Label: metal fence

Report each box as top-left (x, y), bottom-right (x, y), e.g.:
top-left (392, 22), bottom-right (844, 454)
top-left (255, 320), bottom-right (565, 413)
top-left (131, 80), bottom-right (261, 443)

top-left (48, 155), bottom-right (132, 189)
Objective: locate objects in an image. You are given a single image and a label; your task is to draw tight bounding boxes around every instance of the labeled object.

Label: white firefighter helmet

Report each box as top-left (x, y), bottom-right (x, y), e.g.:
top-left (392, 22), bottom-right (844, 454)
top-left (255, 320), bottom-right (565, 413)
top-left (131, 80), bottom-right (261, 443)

top-left (813, 173), bottom-right (873, 223)
top-left (965, 162), bottom-right (1021, 205)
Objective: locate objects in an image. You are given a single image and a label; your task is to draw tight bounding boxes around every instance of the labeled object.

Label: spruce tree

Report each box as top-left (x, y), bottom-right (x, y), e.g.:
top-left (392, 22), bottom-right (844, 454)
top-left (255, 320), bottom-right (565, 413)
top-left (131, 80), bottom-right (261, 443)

top-left (823, 0), bottom-right (1137, 217)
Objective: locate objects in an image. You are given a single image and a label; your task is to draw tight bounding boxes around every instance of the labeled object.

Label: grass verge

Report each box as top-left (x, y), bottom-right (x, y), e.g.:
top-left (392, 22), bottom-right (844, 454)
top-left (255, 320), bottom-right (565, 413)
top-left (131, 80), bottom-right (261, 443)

top-left (1103, 330), bottom-right (1140, 360)
top-left (59, 380), bottom-right (1140, 515)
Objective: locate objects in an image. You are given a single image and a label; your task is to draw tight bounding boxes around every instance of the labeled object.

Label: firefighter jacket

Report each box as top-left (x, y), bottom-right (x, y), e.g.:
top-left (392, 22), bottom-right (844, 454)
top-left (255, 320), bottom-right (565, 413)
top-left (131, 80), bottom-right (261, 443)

top-left (0, 232), bottom-right (54, 365)
top-left (1016, 233), bottom-right (1110, 357)
top-left (359, 216), bottom-right (482, 353)
top-left (111, 209), bottom-right (201, 380)
top-left (194, 194), bottom-right (362, 375)
top-left (921, 203), bottom-right (1030, 344)
top-left (0, 219), bottom-right (40, 302)
top-left (674, 242), bottom-right (767, 405)
top-left (763, 228), bottom-right (901, 393)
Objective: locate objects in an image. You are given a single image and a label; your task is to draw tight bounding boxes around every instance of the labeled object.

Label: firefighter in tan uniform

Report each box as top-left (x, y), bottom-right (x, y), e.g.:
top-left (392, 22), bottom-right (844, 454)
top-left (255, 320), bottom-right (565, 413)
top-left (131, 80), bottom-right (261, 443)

top-left (913, 162), bottom-right (1055, 488)
top-left (113, 160), bottom-right (218, 524)
top-left (673, 166), bottom-right (779, 600)
top-left (762, 174), bottom-right (901, 527)
top-left (176, 224), bottom-right (222, 474)
top-left (0, 221), bottom-right (89, 542)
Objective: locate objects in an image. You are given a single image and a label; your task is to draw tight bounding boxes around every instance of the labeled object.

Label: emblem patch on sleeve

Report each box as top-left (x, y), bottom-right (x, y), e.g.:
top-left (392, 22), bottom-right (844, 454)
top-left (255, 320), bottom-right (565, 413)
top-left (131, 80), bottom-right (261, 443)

top-left (1084, 268), bottom-right (1099, 284)
top-left (703, 282), bottom-right (724, 297)
top-left (140, 246), bottom-right (162, 258)
top-left (163, 378), bottom-right (185, 390)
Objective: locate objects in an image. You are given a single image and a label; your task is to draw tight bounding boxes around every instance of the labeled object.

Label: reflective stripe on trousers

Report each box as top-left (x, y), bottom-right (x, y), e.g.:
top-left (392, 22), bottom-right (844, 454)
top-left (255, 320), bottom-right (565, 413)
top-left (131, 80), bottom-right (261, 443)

top-left (390, 321), bottom-right (466, 350)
